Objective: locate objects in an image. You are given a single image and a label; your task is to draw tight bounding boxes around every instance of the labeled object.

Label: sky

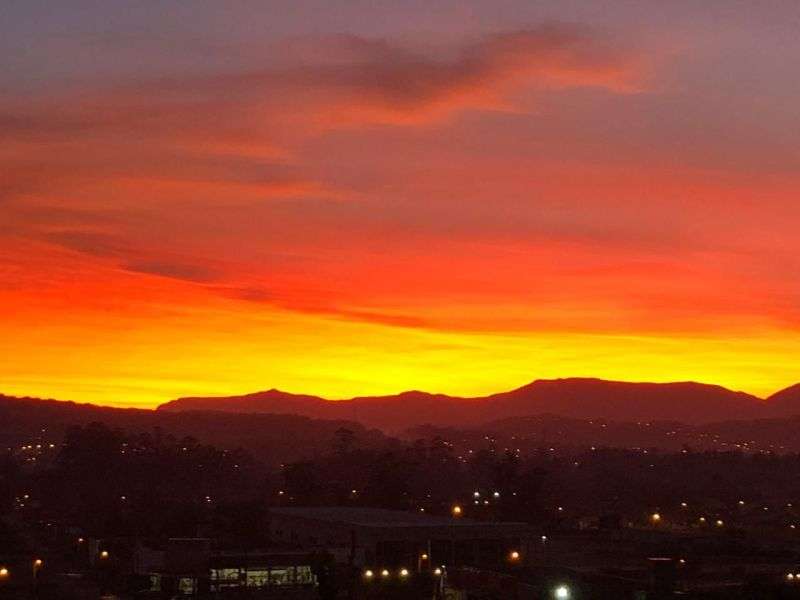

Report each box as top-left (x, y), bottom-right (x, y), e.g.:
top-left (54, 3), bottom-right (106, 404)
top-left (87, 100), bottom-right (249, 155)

top-left (2, 1), bottom-right (800, 407)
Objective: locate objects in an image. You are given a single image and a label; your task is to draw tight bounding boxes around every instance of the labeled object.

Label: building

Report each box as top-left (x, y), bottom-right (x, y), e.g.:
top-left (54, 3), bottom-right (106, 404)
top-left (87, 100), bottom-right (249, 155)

top-left (268, 507), bottom-right (531, 570)
top-left (137, 538), bottom-right (318, 597)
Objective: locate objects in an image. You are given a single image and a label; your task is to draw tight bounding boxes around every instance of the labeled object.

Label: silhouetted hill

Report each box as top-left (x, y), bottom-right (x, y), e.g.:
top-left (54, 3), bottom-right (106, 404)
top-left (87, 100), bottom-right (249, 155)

top-left (4, 380), bottom-right (799, 458)
top-left (766, 383), bottom-right (800, 416)
top-left (0, 394), bottom-right (392, 466)
top-left (158, 378), bottom-right (765, 430)
top-left (407, 413), bottom-right (800, 453)
top-left (483, 378), bottom-right (763, 422)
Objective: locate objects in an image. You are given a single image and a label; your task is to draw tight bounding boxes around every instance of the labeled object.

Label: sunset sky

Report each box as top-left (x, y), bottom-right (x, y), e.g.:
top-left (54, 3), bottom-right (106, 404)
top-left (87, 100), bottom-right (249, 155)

top-left (2, 1), bottom-right (799, 407)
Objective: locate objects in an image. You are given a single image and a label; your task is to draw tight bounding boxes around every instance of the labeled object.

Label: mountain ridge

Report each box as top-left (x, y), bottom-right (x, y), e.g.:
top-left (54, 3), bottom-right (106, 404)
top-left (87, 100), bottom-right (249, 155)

top-left (157, 377), bottom-right (797, 431)
top-left (0, 393), bottom-right (392, 466)
top-left (6, 378), bottom-right (798, 434)
top-left (4, 378), bottom-right (800, 456)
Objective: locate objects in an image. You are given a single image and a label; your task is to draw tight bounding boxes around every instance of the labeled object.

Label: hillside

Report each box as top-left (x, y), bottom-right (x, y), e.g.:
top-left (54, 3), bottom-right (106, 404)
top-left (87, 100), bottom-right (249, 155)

top-left (766, 383), bottom-right (800, 416)
top-left (4, 377), bottom-right (800, 459)
top-left (158, 378), bottom-right (768, 430)
top-left (0, 394), bottom-right (392, 466)
top-left (407, 413), bottom-right (800, 454)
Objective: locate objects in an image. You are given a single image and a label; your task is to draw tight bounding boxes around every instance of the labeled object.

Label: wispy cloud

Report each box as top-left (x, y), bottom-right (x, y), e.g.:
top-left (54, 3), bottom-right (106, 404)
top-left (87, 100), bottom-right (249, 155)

top-left (158, 25), bottom-right (643, 129)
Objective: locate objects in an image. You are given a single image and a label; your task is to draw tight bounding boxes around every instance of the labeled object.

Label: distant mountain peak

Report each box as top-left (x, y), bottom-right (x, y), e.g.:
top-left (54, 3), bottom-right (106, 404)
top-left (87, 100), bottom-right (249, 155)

top-left (156, 377), bottom-right (769, 431)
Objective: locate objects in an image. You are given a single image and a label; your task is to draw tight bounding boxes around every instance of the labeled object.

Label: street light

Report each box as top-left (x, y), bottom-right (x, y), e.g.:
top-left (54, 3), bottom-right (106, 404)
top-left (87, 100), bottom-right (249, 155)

top-left (0, 567), bottom-right (8, 578)
top-left (554, 584), bottom-right (571, 599)
top-left (380, 569), bottom-right (389, 578)
top-left (399, 568), bottom-right (409, 578)
top-left (100, 551), bottom-right (109, 559)
top-left (364, 569), bottom-right (374, 579)
top-left (509, 550), bottom-right (520, 562)
top-left (452, 505), bottom-right (462, 517)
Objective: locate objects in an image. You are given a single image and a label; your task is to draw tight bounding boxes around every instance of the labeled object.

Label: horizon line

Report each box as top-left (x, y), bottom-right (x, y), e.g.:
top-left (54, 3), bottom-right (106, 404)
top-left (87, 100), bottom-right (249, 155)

top-left (3, 375), bottom-right (794, 411)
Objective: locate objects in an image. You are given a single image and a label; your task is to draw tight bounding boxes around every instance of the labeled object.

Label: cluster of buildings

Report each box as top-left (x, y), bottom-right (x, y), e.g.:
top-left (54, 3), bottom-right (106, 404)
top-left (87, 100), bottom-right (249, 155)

top-left (136, 506), bottom-right (530, 597)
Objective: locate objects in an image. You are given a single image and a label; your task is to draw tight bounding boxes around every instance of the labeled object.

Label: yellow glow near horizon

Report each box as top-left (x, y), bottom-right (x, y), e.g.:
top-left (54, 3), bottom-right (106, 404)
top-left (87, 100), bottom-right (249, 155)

top-left (1, 248), bottom-right (799, 409)
top-left (1, 289), bottom-right (798, 408)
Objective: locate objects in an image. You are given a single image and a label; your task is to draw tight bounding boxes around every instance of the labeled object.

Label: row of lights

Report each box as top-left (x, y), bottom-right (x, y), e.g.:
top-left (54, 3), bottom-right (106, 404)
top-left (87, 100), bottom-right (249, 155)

top-left (652, 513), bottom-right (725, 527)
top-left (472, 491), bottom-right (501, 499)
top-left (363, 568), bottom-right (411, 580)
top-left (364, 548), bottom-right (522, 582)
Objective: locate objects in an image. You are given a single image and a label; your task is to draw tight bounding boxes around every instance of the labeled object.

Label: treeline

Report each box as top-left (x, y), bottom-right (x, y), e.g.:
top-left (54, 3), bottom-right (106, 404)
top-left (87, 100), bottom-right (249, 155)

top-left (6, 422), bottom-right (267, 544)
top-left (5, 422), bottom-right (800, 548)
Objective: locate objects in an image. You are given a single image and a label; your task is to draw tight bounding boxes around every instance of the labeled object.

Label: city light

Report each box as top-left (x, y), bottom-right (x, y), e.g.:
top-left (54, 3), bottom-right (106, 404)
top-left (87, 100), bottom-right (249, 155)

top-left (493, 491), bottom-right (500, 498)
top-left (34, 559), bottom-right (43, 567)
top-left (787, 573), bottom-right (795, 581)
top-left (716, 519), bottom-right (724, 527)
top-left (100, 551), bottom-right (109, 559)
top-left (381, 569), bottom-right (389, 578)
top-left (554, 584), bottom-right (571, 599)
top-left (452, 505), bottom-right (462, 517)
top-left (0, 567), bottom-right (8, 578)
top-left (434, 568), bottom-right (443, 576)
top-left (399, 568), bottom-right (409, 577)
top-left (651, 513), bottom-right (661, 523)
top-left (364, 569), bottom-right (374, 579)
top-left (421, 553), bottom-right (428, 560)
top-left (473, 491), bottom-right (480, 498)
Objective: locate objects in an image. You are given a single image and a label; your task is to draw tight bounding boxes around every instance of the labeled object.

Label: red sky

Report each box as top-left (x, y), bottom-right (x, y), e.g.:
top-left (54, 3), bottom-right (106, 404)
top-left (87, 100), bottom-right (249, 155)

top-left (2, 2), bottom-right (799, 406)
